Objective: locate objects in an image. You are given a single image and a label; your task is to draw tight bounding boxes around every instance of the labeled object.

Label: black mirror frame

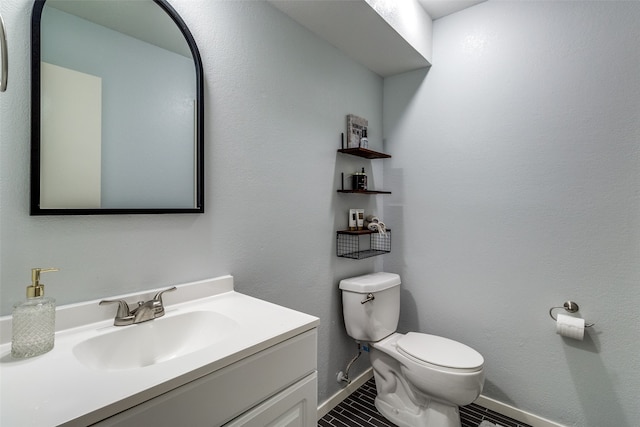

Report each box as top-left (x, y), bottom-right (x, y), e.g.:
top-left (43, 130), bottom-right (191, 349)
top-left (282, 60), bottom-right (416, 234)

top-left (30, 0), bottom-right (204, 215)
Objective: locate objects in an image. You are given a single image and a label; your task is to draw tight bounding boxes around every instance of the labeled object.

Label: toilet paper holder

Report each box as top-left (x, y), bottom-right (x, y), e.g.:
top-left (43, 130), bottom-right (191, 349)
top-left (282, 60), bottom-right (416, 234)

top-left (549, 301), bottom-right (595, 327)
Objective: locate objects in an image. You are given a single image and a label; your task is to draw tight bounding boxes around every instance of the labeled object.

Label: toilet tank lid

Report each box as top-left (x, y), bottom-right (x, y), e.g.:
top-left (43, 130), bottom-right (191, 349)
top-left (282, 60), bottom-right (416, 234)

top-left (339, 272), bottom-right (401, 293)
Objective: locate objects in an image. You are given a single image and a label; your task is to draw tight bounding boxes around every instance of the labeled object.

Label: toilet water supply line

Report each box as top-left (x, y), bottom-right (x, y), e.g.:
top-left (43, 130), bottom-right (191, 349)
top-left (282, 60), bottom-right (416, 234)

top-left (337, 342), bottom-right (362, 384)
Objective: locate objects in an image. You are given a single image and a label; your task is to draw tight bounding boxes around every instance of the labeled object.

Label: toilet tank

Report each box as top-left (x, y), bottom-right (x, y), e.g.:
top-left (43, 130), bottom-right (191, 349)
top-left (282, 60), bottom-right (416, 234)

top-left (339, 272), bottom-right (401, 342)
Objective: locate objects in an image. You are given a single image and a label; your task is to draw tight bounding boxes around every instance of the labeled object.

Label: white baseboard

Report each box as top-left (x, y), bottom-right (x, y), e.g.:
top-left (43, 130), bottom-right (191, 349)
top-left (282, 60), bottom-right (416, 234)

top-left (317, 368), bottom-right (374, 420)
top-left (317, 368), bottom-right (565, 427)
top-left (475, 395), bottom-right (566, 427)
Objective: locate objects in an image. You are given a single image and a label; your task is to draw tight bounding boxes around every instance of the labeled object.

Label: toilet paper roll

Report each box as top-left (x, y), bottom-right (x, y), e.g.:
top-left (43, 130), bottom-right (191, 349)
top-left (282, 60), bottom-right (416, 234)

top-left (556, 313), bottom-right (585, 340)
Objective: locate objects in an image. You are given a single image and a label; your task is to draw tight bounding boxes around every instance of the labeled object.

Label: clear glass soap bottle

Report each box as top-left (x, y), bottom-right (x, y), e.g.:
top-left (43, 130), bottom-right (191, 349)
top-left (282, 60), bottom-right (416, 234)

top-left (11, 268), bottom-right (59, 359)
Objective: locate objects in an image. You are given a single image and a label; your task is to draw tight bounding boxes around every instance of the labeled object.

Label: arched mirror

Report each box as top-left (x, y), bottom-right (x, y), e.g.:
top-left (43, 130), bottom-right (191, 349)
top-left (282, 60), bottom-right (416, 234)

top-left (30, 0), bottom-right (204, 215)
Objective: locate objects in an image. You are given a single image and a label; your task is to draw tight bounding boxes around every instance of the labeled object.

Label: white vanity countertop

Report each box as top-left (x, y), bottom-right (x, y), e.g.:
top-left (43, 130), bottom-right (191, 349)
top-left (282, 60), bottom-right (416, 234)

top-left (0, 275), bottom-right (319, 427)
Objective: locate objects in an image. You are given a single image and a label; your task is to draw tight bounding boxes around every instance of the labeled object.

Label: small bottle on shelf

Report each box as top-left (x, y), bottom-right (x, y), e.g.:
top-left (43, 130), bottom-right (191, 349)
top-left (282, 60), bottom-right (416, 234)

top-left (360, 129), bottom-right (369, 148)
top-left (352, 168), bottom-right (367, 191)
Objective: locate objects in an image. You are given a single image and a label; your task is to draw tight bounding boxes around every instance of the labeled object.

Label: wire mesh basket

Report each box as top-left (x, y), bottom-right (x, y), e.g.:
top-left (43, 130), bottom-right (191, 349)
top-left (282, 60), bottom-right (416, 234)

top-left (336, 230), bottom-right (391, 259)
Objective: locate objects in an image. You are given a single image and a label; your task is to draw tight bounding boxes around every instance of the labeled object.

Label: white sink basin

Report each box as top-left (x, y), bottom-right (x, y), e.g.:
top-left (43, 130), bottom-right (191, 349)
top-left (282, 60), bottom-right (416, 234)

top-left (73, 311), bottom-right (238, 370)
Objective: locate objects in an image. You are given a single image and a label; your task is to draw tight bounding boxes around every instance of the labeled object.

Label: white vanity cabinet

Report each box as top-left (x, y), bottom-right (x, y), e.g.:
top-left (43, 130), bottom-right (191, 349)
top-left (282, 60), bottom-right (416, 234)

top-left (94, 329), bottom-right (318, 427)
top-left (1, 276), bottom-right (320, 427)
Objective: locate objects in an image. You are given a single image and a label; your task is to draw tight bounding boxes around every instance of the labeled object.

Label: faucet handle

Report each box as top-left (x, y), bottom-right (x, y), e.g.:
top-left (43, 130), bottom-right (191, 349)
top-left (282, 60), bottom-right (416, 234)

top-left (99, 299), bottom-right (131, 318)
top-left (153, 286), bottom-right (177, 303)
top-left (151, 286), bottom-right (177, 318)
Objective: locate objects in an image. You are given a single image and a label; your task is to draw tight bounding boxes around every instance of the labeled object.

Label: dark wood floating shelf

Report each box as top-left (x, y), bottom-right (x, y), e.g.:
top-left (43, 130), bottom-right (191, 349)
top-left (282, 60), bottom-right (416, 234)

top-left (337, 190), bottom-right (392, 195)
top-left (337, 147), bottom-right (391, 159)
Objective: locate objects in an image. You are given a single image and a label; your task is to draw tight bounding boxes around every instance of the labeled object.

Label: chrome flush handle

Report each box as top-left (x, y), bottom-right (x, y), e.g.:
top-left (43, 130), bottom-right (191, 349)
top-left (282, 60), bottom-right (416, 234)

top-left (361, 293), bottom-right (375, 304)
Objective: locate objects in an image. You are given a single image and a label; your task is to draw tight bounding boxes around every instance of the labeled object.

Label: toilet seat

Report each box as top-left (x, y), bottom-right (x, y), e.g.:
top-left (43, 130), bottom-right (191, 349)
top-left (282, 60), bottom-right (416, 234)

top-left (396, 332), bottom-right (484, 372)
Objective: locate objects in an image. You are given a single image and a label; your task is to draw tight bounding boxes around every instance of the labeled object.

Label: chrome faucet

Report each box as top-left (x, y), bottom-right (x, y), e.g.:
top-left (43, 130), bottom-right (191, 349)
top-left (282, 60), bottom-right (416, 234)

top-left (100, 287), bottom-right (177, 326)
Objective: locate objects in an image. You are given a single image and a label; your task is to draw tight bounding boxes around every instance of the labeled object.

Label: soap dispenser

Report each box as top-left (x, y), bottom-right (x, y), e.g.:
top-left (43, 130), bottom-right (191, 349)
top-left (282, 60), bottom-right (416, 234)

top-left (11, 268), bottom-right (59, 358)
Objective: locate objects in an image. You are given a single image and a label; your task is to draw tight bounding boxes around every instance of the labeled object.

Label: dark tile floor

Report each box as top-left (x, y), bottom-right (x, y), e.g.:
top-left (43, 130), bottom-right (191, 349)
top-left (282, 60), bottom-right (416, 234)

top-left (319, 377), bottom-right (532, 427)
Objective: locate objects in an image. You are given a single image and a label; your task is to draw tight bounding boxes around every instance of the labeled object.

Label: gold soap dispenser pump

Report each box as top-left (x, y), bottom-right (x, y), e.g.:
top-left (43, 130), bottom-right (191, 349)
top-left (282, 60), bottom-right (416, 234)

top-left (11, 268), bottom-right (59, 358)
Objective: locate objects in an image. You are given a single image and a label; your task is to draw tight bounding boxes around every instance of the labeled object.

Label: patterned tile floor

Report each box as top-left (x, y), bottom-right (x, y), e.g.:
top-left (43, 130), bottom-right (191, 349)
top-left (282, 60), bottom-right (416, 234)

top-left (319, 377), bottom-right (532, 427)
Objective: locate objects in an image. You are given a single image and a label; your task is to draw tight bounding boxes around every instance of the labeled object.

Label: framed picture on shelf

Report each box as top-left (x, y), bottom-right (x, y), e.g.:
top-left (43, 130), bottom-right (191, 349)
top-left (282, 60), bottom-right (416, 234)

top-left (346, 114), bottom-right (368, 148)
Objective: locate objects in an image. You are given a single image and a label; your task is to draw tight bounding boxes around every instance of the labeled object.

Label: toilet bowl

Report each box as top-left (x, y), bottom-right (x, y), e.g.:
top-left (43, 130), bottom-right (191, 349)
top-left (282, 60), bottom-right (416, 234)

top-left (339, 272), bottom-right (485, 427)
top-left (371, 332), bottom-right (484, 427)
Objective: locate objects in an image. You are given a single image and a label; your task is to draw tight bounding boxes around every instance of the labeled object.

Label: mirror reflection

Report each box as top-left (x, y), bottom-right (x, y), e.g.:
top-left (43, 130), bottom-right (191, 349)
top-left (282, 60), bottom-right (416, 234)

top-left (31, 0), bottom-right (204, 214)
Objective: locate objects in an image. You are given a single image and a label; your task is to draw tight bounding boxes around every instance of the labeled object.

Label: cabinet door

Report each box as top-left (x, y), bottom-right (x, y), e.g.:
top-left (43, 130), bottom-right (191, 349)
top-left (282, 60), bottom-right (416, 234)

top-left (225, 372), bottom-right (317, 427)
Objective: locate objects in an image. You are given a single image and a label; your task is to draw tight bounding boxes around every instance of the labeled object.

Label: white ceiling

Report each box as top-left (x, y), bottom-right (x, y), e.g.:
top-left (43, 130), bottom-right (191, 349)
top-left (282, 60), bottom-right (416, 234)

top-left (417, 0), bottom-right (487, 20)
top-left (269, 0), bottom-right (432, 76)
top-left (268, 0), bottom-right (488, 77)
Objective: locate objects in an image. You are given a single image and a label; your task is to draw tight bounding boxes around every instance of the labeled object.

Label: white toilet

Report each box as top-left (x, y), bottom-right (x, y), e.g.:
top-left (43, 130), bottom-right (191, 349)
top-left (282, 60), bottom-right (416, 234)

top-left (339, 272), bottom-right (485, 427)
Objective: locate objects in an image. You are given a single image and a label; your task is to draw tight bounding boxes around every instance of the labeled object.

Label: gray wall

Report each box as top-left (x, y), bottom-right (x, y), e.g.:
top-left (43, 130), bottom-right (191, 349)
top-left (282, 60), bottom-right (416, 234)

top-left (0, 0), bottom-right (381, 407)
top-left (383, 2), bottom-right (640, 426)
